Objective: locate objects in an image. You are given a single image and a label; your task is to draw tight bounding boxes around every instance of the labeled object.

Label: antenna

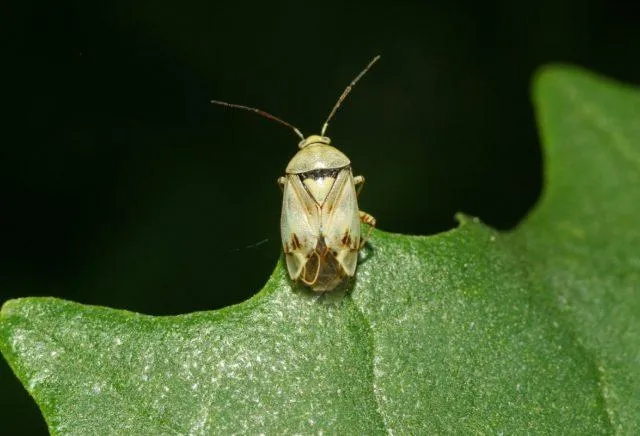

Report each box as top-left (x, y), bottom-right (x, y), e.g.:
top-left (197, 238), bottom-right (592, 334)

top-left (321, 55), bottom-right (381, 136)
top-left (210, 100), bottom-right (304, 140)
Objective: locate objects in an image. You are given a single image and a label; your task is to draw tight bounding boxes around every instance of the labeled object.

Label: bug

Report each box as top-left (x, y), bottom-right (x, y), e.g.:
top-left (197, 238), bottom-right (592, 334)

top-left (212, 56), bottom-right (379, 291)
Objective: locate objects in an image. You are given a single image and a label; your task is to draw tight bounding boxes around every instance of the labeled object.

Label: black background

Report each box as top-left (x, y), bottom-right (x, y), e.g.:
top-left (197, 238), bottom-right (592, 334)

top-left (2, 1), bottom-right (639, 433)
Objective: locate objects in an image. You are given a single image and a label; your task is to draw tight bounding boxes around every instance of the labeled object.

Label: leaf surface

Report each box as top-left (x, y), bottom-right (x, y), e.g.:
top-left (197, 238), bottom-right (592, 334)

top-left (2, 65), bottom-right (639, 434)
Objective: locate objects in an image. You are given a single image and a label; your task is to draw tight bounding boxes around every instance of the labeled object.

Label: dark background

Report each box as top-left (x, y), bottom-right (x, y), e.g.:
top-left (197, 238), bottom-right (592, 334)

top-left (2, 1), bottom-right (639, 433)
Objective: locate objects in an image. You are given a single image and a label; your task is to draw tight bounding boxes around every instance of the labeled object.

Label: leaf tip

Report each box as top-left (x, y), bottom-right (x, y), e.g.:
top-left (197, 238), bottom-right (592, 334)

top-left (532, 64), bottom-right (571, 99)
top-left (1, 297), bottom-right (57, 320)
top-left (454, 213), bottom-right (479, 226)
top-left (1, 298), bottom-right (23, 318)
top-left (532, 63), bottom-right (617, 103)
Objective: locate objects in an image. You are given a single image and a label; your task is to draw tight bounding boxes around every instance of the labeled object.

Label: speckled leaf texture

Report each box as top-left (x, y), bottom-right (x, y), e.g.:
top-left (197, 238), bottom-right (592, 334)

top-left (1, 65), bottom-right (639, 434)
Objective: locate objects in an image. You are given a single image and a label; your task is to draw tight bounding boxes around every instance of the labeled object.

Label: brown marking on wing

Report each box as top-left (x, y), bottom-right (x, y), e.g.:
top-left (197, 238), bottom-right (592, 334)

top-left (292, 233), bottom-right (301, 250)
top-left (301, 250), bottom-right (321, 285)
top-left (296, 238), bottom-right (347, 291)
top-left (339, 229), bottom-right (361, 250)
top-left (340, 230), bottom-right (352, 247)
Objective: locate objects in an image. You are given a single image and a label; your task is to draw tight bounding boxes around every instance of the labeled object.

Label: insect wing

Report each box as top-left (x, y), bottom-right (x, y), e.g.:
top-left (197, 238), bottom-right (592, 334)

top-left (321, 168), bottom-right (361, 276)
top-left (280, 174), bottom-right (320, 279)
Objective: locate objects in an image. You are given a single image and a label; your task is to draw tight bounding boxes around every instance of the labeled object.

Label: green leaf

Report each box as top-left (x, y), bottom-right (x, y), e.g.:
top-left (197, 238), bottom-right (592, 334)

top-left (1, 65), bottom-right (639, 434)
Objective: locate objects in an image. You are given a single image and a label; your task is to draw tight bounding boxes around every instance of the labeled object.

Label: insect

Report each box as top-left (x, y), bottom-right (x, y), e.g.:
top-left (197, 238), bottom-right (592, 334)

top-left (212, 56), bottom-right (379, 291)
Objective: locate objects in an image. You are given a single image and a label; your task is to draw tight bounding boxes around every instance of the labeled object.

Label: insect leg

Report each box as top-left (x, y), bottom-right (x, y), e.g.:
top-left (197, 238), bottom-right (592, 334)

top-left (277, 176), bottom-right (286, 192)
top-left (358, 210), bottom-right (376, 248)
top-left (353, 175), bottom-right (365, 196)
